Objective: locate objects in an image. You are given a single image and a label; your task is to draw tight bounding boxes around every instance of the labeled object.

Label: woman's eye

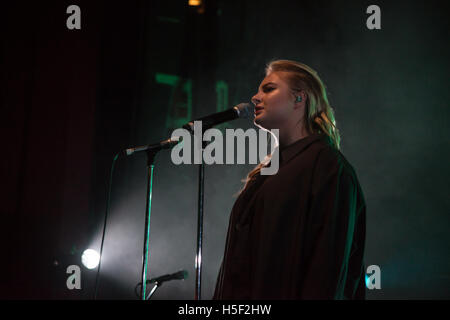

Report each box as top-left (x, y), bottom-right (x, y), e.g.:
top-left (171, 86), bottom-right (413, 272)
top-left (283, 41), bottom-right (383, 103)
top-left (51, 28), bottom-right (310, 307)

top-left (264, 87), bottom-right (274, 92)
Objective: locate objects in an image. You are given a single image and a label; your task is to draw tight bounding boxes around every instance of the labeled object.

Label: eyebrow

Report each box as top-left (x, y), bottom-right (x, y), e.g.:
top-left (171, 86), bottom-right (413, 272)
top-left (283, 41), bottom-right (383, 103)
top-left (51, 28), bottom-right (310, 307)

top-left (259, 82), bottom-right (276, 90)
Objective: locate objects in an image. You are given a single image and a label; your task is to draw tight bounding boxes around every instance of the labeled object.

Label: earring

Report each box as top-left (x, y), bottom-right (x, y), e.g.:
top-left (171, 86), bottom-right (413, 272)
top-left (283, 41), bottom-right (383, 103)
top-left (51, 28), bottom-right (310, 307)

top-left (296, 96), bottom-right (302, 102)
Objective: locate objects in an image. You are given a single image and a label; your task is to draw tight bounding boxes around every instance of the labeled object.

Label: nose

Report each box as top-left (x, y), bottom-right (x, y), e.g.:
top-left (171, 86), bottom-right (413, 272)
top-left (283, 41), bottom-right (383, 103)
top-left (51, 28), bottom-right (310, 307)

top-left (251, 93), bottom-right (261, 106)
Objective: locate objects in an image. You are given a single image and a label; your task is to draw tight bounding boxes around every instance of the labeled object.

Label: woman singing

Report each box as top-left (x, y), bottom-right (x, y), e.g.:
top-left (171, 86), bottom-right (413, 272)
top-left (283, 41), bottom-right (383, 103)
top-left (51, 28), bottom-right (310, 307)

top-left (213, 60), bottom-right (366, 300)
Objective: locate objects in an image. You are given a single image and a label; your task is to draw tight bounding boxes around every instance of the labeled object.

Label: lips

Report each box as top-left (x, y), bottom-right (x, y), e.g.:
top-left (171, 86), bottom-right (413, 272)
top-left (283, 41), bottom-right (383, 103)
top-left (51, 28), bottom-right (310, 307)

top-left (254, 106), bottom-right (264, 115)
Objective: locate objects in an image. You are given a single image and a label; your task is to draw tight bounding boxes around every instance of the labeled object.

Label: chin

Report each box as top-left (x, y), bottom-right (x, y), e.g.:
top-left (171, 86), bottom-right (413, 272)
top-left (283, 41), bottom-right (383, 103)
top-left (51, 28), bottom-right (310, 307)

top-left (254, 116), bottom-right (272, 130)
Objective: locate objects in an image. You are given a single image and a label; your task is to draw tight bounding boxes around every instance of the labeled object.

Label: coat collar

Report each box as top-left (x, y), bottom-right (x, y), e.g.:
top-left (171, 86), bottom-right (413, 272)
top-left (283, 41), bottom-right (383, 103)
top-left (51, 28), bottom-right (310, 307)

top-left (279, 132), bottom-right (330, 165)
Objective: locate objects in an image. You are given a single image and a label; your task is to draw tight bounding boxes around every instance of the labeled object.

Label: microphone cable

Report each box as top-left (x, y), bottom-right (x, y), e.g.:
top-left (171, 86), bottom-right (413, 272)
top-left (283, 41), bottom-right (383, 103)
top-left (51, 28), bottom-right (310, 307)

top-left (93, 152), bottom-right (121, 299)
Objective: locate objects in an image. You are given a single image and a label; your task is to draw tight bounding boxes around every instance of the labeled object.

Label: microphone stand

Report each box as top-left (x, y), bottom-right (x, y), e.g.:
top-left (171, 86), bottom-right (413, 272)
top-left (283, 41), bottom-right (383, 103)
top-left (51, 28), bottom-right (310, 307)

top-left (183, 104), bottom-right (252, 300)
top-left (194, 130), bottom-right (215, 300)
top-left (136, 137), bottom-right (181, 300)
top-left (140, 148), bottom-right (157, 300)
top-left (195, 141), bottom-right (206, 300)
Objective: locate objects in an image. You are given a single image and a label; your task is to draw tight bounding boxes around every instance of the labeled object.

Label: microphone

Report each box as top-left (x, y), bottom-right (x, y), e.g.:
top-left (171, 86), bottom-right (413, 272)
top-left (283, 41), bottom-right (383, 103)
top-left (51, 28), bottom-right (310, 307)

top-left (148, 270), bottom-right (188, 285)
top-left (182, 102), bottom-right (253, 133)
top-left (124, 136), bottom-right (182, 156)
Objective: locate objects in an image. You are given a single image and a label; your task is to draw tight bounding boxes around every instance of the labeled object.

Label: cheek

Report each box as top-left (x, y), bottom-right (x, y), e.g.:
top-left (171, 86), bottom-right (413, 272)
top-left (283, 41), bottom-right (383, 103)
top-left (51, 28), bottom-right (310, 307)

top-left (266, 92), bottom-right (290, 115)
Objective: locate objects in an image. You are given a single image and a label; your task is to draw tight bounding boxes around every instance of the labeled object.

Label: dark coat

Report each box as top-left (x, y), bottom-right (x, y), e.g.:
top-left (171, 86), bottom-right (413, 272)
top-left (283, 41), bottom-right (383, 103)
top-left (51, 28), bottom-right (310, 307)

top-left (213, 132), bottom-right (366, 299)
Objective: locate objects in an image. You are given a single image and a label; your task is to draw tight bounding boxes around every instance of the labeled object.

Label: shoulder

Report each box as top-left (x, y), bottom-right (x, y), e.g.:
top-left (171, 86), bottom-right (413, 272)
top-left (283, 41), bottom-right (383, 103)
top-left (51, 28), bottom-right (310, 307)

top-left (310, 138), bottom-right (359, 194)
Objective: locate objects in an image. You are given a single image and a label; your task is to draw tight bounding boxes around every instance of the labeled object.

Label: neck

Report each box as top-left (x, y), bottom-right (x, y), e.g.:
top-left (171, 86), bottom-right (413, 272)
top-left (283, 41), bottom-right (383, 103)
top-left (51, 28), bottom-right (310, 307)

top-left (278, 125), bottom-right (309, 148)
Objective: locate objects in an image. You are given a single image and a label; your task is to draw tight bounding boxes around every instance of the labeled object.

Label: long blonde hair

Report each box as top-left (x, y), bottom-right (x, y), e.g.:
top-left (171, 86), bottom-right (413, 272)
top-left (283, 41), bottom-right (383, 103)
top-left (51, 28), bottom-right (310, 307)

top-left (237, 59), bottom-right (340, 195)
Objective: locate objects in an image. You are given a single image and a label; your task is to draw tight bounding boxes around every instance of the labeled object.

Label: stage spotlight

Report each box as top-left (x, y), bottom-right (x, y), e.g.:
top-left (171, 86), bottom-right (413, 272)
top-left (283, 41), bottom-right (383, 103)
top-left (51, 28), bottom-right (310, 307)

top-left (81, 249), bottom-right (100, 269)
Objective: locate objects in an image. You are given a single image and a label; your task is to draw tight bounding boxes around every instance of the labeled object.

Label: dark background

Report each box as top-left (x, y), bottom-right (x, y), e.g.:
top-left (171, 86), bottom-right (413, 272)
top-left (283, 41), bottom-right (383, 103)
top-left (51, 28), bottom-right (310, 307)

top-left (1, 0), bottom-right (449, 299)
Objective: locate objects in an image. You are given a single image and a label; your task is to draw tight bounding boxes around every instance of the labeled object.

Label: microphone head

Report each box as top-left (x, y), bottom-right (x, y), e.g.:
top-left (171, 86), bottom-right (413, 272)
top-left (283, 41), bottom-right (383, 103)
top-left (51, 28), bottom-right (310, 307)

top-left (162, 136), bottom-right (182, 149)
top-left (177, 270), bottom-right (188, 280)
top-left (234, 103), bottom-right (253, 119)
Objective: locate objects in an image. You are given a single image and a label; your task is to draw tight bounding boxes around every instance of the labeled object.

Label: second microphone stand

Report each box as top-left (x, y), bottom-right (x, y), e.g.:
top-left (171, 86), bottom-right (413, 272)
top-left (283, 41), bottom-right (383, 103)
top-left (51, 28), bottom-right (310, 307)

top-left (136, 133), bottom-right (207, 300)
top-left (140, 149), bottom-right (157, 300)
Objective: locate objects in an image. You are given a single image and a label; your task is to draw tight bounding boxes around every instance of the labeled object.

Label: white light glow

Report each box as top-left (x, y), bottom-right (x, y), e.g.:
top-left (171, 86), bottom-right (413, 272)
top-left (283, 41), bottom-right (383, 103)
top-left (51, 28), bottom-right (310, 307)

top-left (81, 249), bottom-right (100, 269)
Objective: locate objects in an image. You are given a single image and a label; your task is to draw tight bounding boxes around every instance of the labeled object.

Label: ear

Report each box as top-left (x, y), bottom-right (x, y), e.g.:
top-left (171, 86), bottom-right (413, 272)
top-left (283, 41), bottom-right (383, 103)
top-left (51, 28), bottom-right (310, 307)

top-left (293, 90), bottom-right (306, 108)
top-left (299, 90), bottom-right (307, 102)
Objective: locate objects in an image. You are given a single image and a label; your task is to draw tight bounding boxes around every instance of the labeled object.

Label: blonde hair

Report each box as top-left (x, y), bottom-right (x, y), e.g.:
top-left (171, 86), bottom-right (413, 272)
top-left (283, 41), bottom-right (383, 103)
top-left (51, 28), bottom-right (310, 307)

top-left (236, 59), bottom-right (341, 196)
